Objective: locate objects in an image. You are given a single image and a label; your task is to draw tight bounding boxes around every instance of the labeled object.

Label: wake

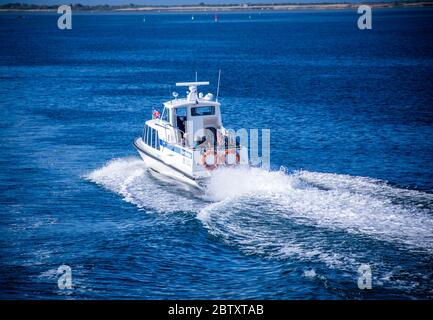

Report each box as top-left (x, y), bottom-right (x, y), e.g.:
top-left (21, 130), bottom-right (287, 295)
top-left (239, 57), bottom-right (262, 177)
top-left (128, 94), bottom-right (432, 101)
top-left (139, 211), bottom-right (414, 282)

top-left (86, 157), bottom-right (433, 257)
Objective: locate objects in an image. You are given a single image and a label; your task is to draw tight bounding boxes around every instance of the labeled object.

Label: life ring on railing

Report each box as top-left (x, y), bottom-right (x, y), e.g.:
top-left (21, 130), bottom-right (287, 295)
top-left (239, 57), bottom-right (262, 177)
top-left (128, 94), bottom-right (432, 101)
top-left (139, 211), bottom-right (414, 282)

top-left (217, 152), bottom-right (226, 165)
top-left (224, 149), bottom-right (240, 166)
top-left (200, 150), bottom-right (218, 171)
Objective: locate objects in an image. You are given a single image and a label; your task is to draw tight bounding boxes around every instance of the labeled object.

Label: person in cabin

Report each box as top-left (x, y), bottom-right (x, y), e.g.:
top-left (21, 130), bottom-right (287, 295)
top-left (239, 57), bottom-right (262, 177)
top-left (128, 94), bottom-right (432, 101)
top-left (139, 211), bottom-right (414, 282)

top-left (182, 132), bottom-right (189, 147)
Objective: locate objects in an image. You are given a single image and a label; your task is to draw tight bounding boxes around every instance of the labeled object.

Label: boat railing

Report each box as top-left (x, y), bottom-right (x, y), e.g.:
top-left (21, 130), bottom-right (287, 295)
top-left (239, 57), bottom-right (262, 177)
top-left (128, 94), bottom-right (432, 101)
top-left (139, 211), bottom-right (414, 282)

top-left (160, 122), bottom-right (188, 148)
top-left (159, 121), bottom-right (244, 153)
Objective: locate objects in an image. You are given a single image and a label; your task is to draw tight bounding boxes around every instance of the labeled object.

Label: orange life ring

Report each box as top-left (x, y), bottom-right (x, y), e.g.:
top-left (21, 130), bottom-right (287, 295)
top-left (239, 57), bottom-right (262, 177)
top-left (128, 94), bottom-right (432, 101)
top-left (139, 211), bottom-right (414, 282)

top-left (217, 153), bottom-right (226, 165)
top-left (225, 149), bottom-right (240, 166)
top-left (200, 150), bottom-right (218, 171)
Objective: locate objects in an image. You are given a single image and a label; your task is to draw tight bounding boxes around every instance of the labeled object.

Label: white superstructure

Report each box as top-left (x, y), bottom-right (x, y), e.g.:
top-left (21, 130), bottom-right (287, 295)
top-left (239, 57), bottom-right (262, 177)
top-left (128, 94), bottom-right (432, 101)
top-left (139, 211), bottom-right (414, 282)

top-left (133, 81), bottom-right (248, 188)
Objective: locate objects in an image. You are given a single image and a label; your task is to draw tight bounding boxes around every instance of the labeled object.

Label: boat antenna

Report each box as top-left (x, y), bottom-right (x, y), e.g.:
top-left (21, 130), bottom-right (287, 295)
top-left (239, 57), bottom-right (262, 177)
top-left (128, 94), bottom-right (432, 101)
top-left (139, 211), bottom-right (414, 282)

top-left (216, 69), bottom-right (221, 102)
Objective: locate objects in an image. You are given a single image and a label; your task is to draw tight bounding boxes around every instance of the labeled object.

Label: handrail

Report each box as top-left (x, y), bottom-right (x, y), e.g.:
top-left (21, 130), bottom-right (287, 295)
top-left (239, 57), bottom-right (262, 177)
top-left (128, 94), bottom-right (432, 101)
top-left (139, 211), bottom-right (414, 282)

top-left (157, 121), bottom-right (245, 152)
top-left (159, 122), bottom-right (186, 147)
top-left (192, 143), bottom-right (244, 152)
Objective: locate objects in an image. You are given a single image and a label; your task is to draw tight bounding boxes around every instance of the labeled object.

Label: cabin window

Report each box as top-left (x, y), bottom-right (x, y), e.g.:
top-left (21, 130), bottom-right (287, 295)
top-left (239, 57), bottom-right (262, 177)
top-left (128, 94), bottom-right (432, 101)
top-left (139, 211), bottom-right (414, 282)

top-left (161, 108), bottom-right (169, 122)
top-left (191, 106), bottom-right (215, 116)
top-left (153, 130), bottom-right (157, 149)
top-left (142, 125), bottom-right (147, 141)
top-left (146, 125), bottom-right (151, 146)
top-left (144, 126), bottom-right (160, 150)
top-left (176, 107), bottom-right (187, 117)
top-left (176, 107), bottom-right (188, 134)
top-left (151, 127), bottom-right (154, 147)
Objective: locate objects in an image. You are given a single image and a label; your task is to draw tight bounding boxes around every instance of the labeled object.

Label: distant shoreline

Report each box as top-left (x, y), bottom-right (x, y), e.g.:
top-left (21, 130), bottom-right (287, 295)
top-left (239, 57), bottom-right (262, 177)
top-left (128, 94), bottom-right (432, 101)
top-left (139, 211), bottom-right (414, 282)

top-left (1, 2), bottom-right (433, 13)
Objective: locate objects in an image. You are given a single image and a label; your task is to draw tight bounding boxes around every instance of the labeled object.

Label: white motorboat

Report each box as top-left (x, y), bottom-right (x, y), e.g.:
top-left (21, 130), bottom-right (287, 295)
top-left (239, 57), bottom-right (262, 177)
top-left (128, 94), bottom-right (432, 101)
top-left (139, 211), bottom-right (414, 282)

top-left (133, 81), bottom-right (249, 188)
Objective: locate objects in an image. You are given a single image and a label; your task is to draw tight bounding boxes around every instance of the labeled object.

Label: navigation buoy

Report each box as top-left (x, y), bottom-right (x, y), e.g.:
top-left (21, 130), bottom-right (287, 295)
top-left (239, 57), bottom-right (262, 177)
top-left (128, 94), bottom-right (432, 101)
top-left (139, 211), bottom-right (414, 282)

top-left (192, 15), bottom-right (194, 20)
top-left (214, 14), bottom-right (218, 23)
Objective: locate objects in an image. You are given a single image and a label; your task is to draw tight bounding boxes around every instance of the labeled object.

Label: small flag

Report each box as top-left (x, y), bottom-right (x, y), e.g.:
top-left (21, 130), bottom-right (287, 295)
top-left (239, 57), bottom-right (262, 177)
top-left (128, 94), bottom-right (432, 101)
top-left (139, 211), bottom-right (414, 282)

top-left (152, 110), bottom-right (161, 119)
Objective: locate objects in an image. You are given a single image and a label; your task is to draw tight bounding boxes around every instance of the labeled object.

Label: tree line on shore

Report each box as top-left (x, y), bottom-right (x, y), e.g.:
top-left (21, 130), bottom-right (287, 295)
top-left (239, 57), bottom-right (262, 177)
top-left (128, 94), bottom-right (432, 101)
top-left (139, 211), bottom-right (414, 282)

top-left (0, 1), bottom-right (428, 11)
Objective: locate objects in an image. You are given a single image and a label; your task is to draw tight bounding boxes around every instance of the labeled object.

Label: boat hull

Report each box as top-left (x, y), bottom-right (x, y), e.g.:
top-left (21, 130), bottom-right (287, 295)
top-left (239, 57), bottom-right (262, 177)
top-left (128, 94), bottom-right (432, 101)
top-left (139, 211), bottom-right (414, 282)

top-left (133, 138), bottom-right (203, 189)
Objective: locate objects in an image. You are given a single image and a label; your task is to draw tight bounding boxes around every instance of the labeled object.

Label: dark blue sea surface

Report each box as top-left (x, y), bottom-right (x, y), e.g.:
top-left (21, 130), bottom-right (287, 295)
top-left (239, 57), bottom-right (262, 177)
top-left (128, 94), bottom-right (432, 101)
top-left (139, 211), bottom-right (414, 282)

top-left (1, 9), bottom-right (433, 299)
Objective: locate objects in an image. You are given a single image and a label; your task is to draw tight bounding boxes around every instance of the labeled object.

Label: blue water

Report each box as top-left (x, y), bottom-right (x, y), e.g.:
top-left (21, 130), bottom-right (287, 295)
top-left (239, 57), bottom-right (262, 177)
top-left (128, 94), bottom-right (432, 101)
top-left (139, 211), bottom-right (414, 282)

top-left (1, 9), bottom-right (433, 299)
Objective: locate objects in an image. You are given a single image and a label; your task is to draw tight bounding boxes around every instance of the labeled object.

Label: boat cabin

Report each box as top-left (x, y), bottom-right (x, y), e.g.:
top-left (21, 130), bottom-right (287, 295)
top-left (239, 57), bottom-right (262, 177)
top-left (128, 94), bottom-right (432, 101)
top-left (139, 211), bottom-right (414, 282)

top-left (159, 81), bottom-right (223, 149)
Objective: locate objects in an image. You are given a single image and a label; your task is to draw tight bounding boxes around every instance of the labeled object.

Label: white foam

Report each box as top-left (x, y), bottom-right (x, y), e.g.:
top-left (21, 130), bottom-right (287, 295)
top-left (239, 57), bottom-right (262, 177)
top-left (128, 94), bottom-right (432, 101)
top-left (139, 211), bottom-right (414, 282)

top-left (87, 158), bottom-right (433, 260)
top-left (197, 194), bottom-right (361, 269)
top-left (304, 269), bottom-right (317, 278)
top-left (199, 166), bottom-right (433, 259)
top-left (203, 166), bottom-right (298, 201)
top-left (294, 170), bottom-right (433, 207)
top-left (86, 157), bottom-right (202, 213)
top-left (87, 157), bottom-right (145, 199)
